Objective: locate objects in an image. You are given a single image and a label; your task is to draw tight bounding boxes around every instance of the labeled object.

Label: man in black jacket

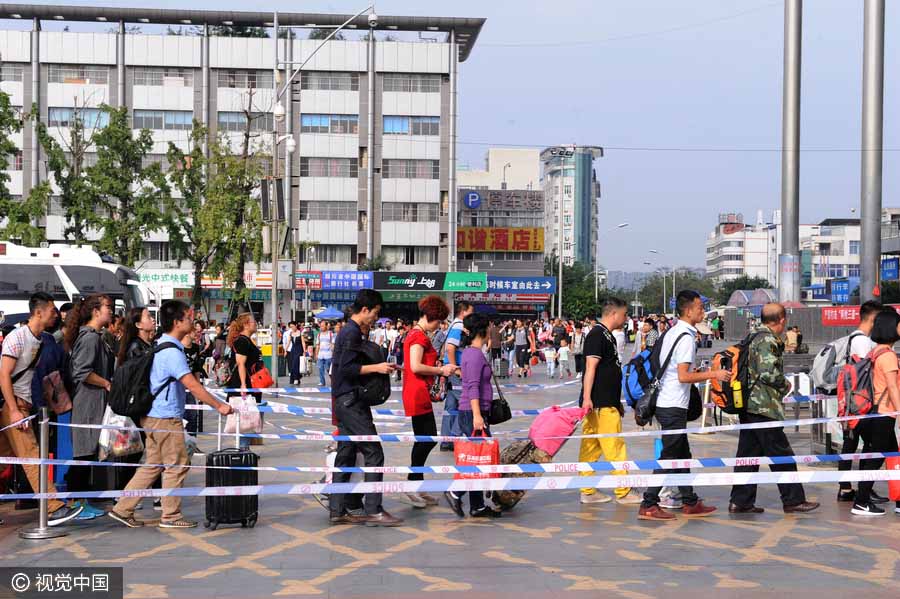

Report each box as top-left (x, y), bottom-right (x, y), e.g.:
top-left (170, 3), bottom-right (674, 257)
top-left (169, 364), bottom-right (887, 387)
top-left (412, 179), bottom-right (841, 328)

top-left (328, 289), bottom-right (403, 527)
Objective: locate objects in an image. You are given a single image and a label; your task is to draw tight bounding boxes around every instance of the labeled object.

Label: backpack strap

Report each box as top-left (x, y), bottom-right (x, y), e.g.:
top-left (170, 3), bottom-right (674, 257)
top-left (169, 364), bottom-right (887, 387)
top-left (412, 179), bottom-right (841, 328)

top-left (845, 332), bottom-right (865, 363)
top-left (149, 341), bottom-right (183, 400)
top-left (11, 339), bottom-right (44, 385)
top-left (654, 331), bottom-right (693, 383)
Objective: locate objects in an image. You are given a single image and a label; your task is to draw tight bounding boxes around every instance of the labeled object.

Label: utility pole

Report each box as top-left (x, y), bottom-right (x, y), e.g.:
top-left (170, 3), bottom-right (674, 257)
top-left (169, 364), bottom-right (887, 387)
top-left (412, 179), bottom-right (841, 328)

top-left (779, 0), bottom-right (802, 303)
top-left (558, 148), bottom-right (566, 319)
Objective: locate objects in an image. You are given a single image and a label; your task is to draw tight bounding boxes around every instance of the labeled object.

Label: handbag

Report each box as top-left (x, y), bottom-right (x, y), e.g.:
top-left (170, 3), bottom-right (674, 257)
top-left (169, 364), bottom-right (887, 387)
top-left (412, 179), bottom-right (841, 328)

top-left (41, 371), bottom-right (73, 415)
top-left (224, 395), bottom-right (263, 434)
top-left (249, 361), bottom-right (274, 389)
top-left (887, 456), bottom-right (900, 501)
top-left (488, 372), bottom-right (512, 425)
top-left (453, 431), bottom-right (500, 480)
top-left (98, 406), bottom-right (144, 461)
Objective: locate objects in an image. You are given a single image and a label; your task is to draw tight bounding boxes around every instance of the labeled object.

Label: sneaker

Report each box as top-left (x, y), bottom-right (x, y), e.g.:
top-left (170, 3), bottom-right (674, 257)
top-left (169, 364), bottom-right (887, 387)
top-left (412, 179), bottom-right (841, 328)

top-left (851, 502), bottom-right (886, 516)
top-left (870, 489), bottom-right (890, 504)
top-left (616, 491), bottom-right (644, 505)
top-left (682, 501), bottom-right (717, 518)
top-left (637, 504), bottom-right (676, 521)
top-left (399, 493), bottom-right (428, 509)
top-left (75, 502), bottom-right (105, 521)
top-left (470, 506), bottom-right (502, 518)
top-left (894, 504), bottom-right (900, 514)
top-left (107, 510), bottom-right (143, 529)
top-left (159, 519), bottom-right (198, 529)
top-left (418, 493), bottom-right (440, 506)
top-left (153, 499), bottom-right (162, 511)
top-left (580, 492), bottom-right (613, 504)
top-left (659, 495), bottom-right (684, 509)
top-left (445, 491), bottom-right (465, 517)
top-left (48, 503), bottom-right (85, 527)
top-left (837, 489), bottom-right (857, 502)
top-left (364, 510), bottom-right (404, 527)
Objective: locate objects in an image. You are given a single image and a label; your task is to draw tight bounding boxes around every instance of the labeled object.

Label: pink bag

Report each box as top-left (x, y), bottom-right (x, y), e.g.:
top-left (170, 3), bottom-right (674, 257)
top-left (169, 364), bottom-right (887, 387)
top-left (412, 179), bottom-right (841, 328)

top-left (528, 406), bottom-right (589, 457)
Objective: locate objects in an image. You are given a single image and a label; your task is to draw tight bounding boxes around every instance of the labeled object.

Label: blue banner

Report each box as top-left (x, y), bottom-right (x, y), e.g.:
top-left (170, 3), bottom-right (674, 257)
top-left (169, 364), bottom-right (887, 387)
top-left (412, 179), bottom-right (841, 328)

top-left (830, 278), bottom-right (858, 305)
top-left (881, 258), bottom-right (899, 282)
top-left (305, 290), bottom-right (359, 302)
top-left (487, 275), bottom-right (557, 294)
top-left (321, 271), bottom-right (373, 290)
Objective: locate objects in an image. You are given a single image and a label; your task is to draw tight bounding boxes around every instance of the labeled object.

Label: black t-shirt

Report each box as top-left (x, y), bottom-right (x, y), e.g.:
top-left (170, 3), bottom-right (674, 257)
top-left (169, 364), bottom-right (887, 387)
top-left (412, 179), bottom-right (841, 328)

top-left (227, 335), bottom-right (262, 388)
top-left (580, 324), bottom-right (622, 410)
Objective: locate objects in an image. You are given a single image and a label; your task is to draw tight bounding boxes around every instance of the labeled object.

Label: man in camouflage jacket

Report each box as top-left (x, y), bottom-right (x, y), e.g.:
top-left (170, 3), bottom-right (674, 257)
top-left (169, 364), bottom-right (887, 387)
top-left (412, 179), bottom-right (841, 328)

top-left (729, 303), bottom-right (820, 515)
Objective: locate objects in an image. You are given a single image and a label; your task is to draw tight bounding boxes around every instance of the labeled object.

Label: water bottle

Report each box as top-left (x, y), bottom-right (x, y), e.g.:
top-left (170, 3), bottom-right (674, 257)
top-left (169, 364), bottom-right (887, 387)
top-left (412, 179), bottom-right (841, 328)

top-left (732, 381), bottom-right (743, 410)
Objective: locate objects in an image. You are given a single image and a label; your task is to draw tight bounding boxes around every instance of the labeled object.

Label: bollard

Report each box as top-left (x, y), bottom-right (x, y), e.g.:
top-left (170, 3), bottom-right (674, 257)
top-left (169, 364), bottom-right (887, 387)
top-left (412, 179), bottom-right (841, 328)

top-left (20, 407), bottom-right (68, 540)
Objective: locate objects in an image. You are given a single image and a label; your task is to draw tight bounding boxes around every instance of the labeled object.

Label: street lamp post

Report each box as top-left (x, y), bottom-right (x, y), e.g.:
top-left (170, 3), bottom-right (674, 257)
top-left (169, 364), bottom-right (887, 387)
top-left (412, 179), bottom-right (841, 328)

top-left (501, 162), bottom-right (511, 190)
top-left (595, 222), bottom-right (629, 302)
top-left (304, 246), bottom-right (315, 319)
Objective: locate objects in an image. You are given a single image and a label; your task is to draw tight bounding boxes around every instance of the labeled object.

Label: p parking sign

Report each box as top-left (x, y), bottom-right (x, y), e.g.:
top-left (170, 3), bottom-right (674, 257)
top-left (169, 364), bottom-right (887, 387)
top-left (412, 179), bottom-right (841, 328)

top-left (463, 191), bottom-right (482, 210)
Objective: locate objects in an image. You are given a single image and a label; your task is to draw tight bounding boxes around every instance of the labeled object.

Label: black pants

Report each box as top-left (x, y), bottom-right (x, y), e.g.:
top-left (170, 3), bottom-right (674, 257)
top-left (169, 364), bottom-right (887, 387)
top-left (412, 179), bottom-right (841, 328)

top-left (515, 345), bottom-right (529, 368)
top-left (730, 413), bottom-right (806, 508)
top-left (490, 348), bottom-right (501, 361)
top-left (574, 354), bottom-right (585, 374)
top-left (65, 453), bottom-right (97, 494)
top-left (409, 413), bottom-right (438, 482)
top-left (855, 415), bottom-right (898, 506)
top-left (329, 393), bottom-right (385, 516)
top-left (838, 426), bottom-right (862, 490)
top-left (642, 407), bottom-right (698, 508)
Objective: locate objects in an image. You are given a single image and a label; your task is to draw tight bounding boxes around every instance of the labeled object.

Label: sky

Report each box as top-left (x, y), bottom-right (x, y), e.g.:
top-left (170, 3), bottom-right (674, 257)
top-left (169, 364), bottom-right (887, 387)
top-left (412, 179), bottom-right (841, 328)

top-left (16, 0), bottom-right (900, 271)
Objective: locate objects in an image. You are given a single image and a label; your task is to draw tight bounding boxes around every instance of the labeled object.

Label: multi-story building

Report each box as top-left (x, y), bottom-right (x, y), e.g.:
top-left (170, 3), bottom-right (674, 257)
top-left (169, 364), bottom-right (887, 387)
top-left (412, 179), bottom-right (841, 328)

top-left (705, 213), bottom-right (771, 283)
top-left (458, 147), bottom-right (541, 191)
top-left (539, 146), bottom-right (600, 267)
top-left (802, 218), bottom-right (861, 286)
top-left (0, 5), bottom-right (485, 287)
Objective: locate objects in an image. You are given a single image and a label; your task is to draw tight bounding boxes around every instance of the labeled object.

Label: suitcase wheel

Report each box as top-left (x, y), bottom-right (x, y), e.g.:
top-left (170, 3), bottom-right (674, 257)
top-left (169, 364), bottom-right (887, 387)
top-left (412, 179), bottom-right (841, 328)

top-left (247, 514), bottom-right (258, 528)
top-left (204, 520), bottom-right (210, 529)
top-left (208, 520), bottom-right (218, 531)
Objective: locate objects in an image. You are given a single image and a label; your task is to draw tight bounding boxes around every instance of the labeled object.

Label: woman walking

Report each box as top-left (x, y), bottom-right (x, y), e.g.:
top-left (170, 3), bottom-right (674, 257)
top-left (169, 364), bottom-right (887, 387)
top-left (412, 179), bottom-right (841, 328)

top-left (64, 294), bottom-right (116, 520)
top-left (315, 322), bottom-right (335, 388)
top-left (444, 312), bottom-right (501, 518)
top-left (226, 313), bottom-right (263, 449)
top-left (400, 296), bottom-right (457, 509)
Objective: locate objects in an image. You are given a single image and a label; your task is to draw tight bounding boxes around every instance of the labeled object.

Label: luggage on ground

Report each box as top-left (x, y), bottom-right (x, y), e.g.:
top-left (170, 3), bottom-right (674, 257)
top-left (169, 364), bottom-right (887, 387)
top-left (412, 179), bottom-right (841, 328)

top-left (491, 440), bottom-right (552, 511)
top-left (494, 358), bottom-right (510, 379)
top-left (205, 447), bottom-right (259, 529)
top-left (528, 406), bottom-right (588, 457)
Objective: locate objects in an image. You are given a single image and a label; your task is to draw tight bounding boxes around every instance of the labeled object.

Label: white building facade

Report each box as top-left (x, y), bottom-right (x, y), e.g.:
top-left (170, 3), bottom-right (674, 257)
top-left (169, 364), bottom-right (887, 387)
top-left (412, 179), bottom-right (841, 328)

top-left (539, 146), bottom-right (600, 267)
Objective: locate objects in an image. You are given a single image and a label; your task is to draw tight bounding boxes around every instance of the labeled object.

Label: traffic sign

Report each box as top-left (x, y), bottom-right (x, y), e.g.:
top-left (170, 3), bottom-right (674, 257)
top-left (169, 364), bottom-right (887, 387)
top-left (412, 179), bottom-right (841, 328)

top-left (463, 191), bottom-right (482, 210)
top-left (487, 276), bottom-right (556, 294)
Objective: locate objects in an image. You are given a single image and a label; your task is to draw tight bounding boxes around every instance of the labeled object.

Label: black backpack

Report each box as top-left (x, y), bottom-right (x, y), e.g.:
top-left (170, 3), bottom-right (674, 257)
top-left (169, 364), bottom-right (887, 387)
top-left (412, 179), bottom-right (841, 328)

top-left (356, 339), bottom-right (391, 406)
top-left (108, 342), bottom-right (180, 419)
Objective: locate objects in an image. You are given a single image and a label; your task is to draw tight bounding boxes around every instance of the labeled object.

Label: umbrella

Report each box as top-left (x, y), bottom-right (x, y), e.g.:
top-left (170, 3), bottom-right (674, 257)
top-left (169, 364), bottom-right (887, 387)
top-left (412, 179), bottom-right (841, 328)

top-left (376, 317), bottom-right (393, 325)
top-left (316, 307), bottom-right (345, 321)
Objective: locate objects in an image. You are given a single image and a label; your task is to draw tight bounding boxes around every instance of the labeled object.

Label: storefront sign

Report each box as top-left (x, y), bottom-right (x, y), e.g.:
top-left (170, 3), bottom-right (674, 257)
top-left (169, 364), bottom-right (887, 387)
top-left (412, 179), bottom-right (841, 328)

top-left (309, 290), bottom-right (358, 302)
top-left (205, 288), bottom-right (271, 301)
top-left (821, 306), bottom-right (859, 327)
top-left (457, 227), bottom-right (544, 252)
top-left (138, 269), bottom-right (193, 287)
top-left (382, 290), bottom-right (430, 302)
top-left (201, 270), bottom-right (272, 289)
top-left (487, 276), bottom-right (556, 294)
top-left (456, 293), bottom-right (551, 304)
top-left (882, 258), bottom-right (899, 282)
top-left (321, 271), bottom-right (373, 290)
top-left (373, 272), bottom-right (487, 293)
top-left (294, 271), bottom-right (322, 290)
top-left (460, 189), bottom-right (543, 212)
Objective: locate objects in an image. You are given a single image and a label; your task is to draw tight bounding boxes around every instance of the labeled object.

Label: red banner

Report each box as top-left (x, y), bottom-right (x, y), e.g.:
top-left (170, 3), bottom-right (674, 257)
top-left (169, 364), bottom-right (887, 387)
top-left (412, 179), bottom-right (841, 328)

top-left (821, 306), bottom-right (860, 327)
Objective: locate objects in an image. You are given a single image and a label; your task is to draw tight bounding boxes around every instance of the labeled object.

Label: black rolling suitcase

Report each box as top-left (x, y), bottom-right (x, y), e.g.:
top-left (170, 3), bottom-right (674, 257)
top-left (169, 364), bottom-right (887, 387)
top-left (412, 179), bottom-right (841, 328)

top-left (493, 358), bottom-right (510, 379)
top-left (205, 425), bottom-right (258, 530)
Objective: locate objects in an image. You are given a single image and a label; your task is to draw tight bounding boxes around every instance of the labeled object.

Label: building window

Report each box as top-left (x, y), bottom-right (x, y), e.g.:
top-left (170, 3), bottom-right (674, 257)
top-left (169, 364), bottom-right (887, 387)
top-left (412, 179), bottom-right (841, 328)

top-left (133, 68), bottom-right (193, 87)
top-left (48, 65), bottom-right (108, 85)
top-left (849, 240), bottom-right (860, 255)
top-left (382, 159), bottom-right (439, 179)
top-left (383, 116), bottom-right (439, 136)
top-left (563, 184), bottom-right (572, 196)
top-left (140, 242), bottom-right (170, 262)
top-left (48, 107), bottom-right (109, 128)
top-left (382, 202), bottom-right (439, 222)
top-left (382, 73), bottom-right (440, 93)
top-left (848, 265), bottom-right (860, 278)
top-left (7, 151), bottom-right (22, 171)
top-left (300, 114), bottom-right (359, 134)
top-left (141, 154), bottom-right (169, 170)
top-left (217, 111), bottom-right (274, 133)
top-left (299, 157), bottom-right (358, 178)
top-left (300, 71), bottom-right (359, 91)
top-left (299, 201), bottom-right (357, 221)
top-left (133, 110), bottom-right (193, 131)
top-left (384, 245), bottom-right (438, 266)
top-left (316, 244), bottom-right (356, 264)
top-left (0, 64), bottom-right (23, 82)
top-left (828, 264), bottom-right (844, 278)
top-left (217, 70), bottom-right (273, 90)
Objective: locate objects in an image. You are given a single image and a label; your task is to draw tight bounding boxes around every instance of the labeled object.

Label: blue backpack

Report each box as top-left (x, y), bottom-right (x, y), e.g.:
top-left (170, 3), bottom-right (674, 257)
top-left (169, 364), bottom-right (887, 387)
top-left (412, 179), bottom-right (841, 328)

top-left (621, 330), bottom-right (692, 408)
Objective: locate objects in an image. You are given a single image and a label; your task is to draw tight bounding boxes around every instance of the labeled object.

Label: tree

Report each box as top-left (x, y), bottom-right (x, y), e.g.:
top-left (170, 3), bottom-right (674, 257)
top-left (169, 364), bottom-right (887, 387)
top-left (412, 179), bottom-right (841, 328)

top-left (880, 282), bottom-right (900, 304)
top-left (638, 269), bottom-right (718, 314)
top-left (165, 25), bottom-right (203, 36)
top-left (360, 253), bottom-right (391, 272)
top-left (309, 28), bottom-right (344, 41)
top-left (210, 25), bottom-right (268, 38)
top-left (0, 93), bottom-right (50, 245)
top-left (34, 102), bottom-right (101, 244)
top-left (88, 105), bottom-right (170, 267)
top-left (716, 275), bottom-right (771, 305)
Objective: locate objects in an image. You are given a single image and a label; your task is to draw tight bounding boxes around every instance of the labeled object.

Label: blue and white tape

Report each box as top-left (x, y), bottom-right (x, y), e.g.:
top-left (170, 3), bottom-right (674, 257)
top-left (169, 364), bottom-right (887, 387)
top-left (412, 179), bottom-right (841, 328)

top-left (2, 469), bottom-right (899, 502)
top-left (213, 379), bottom-right (579, 395)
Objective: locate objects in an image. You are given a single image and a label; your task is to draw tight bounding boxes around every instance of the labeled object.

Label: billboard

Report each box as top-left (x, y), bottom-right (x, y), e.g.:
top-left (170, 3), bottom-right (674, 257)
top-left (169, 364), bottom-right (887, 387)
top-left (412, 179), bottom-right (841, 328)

top-left (457, 227), bottom-right (544, 252)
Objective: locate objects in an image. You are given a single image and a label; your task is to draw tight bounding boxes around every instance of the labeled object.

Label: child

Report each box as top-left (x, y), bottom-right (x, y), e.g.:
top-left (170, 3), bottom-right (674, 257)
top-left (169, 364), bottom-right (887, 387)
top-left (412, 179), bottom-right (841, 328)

top-left (557, 339), bottom-right (572, 379)
top-left (542, 343), bottom-right (557, 378)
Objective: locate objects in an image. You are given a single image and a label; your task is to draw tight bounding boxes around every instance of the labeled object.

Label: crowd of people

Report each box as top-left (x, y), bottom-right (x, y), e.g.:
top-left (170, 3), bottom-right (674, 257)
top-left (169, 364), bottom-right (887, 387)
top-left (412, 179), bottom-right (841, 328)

top-left (1, 287), bottom-right (898, 533)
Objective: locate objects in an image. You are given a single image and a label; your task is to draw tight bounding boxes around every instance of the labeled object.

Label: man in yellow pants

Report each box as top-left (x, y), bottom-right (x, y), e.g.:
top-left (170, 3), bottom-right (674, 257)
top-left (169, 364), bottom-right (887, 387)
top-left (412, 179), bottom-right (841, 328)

top-left (578, 297), bottom-right (642, 505)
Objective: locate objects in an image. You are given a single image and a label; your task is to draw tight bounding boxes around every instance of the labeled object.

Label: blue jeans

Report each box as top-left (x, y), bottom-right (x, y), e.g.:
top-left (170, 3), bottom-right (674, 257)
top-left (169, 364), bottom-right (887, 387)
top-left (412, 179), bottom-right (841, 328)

top-left (440, 374), bottom-right (462, 447)
top-left (454, 410), bottom-right (488, 511)
top-left (317, 358), bottom-right (332, 387)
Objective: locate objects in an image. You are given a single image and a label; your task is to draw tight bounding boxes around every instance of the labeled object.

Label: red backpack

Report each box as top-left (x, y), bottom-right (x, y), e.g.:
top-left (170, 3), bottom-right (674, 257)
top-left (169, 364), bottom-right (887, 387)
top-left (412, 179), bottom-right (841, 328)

top-left (836, 347), bottom-right (892, 429)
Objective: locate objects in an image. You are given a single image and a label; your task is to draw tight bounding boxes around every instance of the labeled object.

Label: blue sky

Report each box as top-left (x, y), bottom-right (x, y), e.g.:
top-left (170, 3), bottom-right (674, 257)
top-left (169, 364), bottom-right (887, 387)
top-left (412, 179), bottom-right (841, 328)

top-left (19, 0), bottom-right (900, 271)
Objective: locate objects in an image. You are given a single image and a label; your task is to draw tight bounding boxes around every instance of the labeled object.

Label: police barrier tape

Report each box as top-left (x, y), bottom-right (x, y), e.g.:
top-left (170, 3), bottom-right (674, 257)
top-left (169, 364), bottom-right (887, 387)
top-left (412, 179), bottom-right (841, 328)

top-left (2, 469), bottom-right (899, 502)
top-left (2, 451), bottom-right (898, 476)
top-left (49, 409), bottom-right (900, 443)
top-left (0, 414), bottom-right (37, 433)
top-left (213, 379), bottom-right (580, 395)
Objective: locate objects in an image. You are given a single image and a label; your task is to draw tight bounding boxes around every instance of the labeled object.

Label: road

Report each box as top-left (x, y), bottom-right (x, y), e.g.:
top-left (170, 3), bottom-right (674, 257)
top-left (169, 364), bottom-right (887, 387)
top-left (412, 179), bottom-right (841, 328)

top-left (1, 359), bottom-right (898, 598)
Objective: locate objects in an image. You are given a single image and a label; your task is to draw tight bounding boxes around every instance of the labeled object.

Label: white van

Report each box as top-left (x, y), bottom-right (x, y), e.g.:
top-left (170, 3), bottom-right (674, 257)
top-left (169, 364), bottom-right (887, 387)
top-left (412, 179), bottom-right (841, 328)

top-left (0, 241), bottom-right (150, 325)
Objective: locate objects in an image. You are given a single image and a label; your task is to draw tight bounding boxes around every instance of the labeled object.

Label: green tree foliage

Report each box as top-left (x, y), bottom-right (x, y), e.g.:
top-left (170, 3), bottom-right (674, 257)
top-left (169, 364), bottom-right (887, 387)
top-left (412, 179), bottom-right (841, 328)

top-left (34, 103), bottom-right (100, 244)
top-left (88, 105), bottom-right (170, 267)
top-left (0, 94), bottom-right (49, 245)
top-left (637, 269), bottom-right (718, 314)
top-left (210, 25), bottom-right (269, 38)
top-left (308, 28), bottom-right (344, 41)
top-left (879, 281), bottom-right (900, 304)
top-left (715, 275), bottom-right (772, 305)
top-left (360, 253), bottom-right (391, 272)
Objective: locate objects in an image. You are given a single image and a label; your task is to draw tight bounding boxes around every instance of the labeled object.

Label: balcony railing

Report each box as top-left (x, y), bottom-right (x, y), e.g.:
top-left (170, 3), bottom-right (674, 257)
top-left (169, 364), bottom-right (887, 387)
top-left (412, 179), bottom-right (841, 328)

top-left (882, 223), bottom-right (900, 240)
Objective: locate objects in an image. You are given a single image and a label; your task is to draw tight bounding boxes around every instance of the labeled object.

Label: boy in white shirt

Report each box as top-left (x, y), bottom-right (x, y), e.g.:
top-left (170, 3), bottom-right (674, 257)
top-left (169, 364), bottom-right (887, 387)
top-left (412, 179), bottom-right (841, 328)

top-left (557, 339), bottom-right (572, 379)
top-left (542, 344), bottom-right (557, 378)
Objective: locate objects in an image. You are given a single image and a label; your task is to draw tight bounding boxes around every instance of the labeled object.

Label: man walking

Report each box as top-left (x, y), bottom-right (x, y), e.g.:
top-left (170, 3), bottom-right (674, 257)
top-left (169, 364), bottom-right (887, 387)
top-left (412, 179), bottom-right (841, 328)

top-left (0, 293), bottom-right (84, 527)
top-left (728, 303), bottom-right (820, 515)
top-left (439, 301), bottom-right (473, 451)
top-left (638, 290), bottom-right (731, 521)
top-left (328, 290), bottom-right (403, 526)
top-left (109, 300), bottom-right (233, 529)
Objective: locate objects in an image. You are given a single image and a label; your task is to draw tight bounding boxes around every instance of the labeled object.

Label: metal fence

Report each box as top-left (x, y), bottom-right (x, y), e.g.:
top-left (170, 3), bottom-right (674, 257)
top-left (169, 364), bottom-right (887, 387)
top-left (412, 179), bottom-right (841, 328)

top-left (723, 306), bottom-right (855, 346)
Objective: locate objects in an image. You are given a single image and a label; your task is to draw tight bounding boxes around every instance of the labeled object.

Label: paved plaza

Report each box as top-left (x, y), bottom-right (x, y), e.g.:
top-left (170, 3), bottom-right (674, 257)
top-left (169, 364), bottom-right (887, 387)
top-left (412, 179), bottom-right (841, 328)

top-left (1, 366), bottom-right (898, 598)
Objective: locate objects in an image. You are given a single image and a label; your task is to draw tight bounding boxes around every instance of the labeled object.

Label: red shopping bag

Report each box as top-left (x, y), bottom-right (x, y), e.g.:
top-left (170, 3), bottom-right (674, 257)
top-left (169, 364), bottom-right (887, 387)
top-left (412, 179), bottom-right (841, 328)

top-left (887, 456), bottom-right (900, 501)
top-left (454, 432), bottom-right (500, 480)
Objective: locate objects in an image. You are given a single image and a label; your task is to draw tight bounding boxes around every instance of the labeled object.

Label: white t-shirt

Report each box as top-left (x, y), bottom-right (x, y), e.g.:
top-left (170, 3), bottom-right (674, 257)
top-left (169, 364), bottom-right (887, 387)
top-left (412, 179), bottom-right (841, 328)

top-left (655, 319), bottom-right (697, 410)
top-left (372, 327), bottom-right (386, 347)
top-left (385, 328), bottom-right (399, 349)
top-left (849, 330), bottom-right (876, 360)
top-left (558, 346), bottom-right (571, 361)
top-left (1, 325), bottom-right (42, 403)
top-left (613, 330), bottom-right (626, 364)
top-left (282, 330), bottom-right (293, 353)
